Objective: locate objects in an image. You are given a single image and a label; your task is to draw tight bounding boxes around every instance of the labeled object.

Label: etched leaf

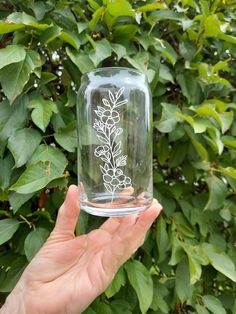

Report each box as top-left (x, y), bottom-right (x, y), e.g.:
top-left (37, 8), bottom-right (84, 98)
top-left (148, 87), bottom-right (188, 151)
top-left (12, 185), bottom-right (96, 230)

top-left (102, 98), bottom-right (111, 107)
top-left (113, 141), bottom-right (121, 154)
top-left (97, 135), bottom-right (109, 144)
top-left (100, 165), bottom-right (106, 174)
top-left (110, 126), bottom-right (116, 134)
top-left (116, 87), bottom-right (125, 100)
top-left (104, 183), bottom-right (113, 193)
top-left (115, 128), bottom-right (123, 136)
top-left (101, 157), bottom-right (110, 163)
top-left (109, 90), bottom-right (115, 103)
top-left (114, 149), bottom-right (122, 157)
top-left (116, 155), bottom-right (127, 167)
top-left (115, 99), bottom-right (128, 108)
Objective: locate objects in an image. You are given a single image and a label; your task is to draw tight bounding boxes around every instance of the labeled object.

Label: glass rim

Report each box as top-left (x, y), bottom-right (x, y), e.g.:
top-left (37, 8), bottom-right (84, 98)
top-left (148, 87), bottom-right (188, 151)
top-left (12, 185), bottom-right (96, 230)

top-left (81, 66), bottom-right (146, 78)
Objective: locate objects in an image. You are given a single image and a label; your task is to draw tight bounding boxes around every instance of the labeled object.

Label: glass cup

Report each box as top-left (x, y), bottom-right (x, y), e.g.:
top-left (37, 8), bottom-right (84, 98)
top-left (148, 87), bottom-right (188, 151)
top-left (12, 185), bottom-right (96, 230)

top-left (77, 67), bottom-right (153, 216)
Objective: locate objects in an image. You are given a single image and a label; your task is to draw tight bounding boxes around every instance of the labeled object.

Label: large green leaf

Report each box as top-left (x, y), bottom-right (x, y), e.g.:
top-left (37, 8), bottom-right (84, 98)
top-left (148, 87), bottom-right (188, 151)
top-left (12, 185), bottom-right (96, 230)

top-left (202, 295), bottom-right (226, 314)
top-left (0, 97), bottom-right (28, 144)
top-left (7, 128), bottom-right (41, 168)
top-left (10, 144), bottom-right (68, 194)
top-left (156, 216), bottom-right (169, 262)
top-left (0, 219), bottom-right (20, 246)
top-left (105, 267), bottom-right (126, 298)
top-left (1, 11), bottom-right (50, 32)
top-left (9, 162), bottom-right (64, 194)
top-left (175, 258), bottom-right (192, 302)
top-left (24, 228), bottom-right (50, 261)
top-left (89, 39), bottom-right (112, 67)
top-left (54, 122), bottom-right (77, 152)
top-left (29, 98), bottom-right (58, 132)
top-left (202, 243), bottom-right (236, 282)
top-left (125, 260), bottom-right (153, 314)
top-left (204, 175), bottom-right (228, 210)
top-left (0, 45), bottom-right (26, 70)
top-left (66, 47), bottom-right (94, 74)
top-left (155, 103), bottom-right (181, 133)
top-left (0, 50), bottom-right (41, 102)
top-left (0, 154), bottom-right (14, 190)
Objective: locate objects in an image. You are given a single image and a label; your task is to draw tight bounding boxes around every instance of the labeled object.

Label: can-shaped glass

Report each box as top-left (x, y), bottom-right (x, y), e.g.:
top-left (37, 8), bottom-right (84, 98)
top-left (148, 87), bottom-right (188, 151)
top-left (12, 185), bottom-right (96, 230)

top-left (77, 67), bottom-right (153, 216)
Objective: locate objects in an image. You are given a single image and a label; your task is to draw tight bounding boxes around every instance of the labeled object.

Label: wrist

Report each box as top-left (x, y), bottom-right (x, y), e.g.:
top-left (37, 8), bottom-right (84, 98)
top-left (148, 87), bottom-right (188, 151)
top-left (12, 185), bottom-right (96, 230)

top-left (0, 281), bottom-right (26, 314)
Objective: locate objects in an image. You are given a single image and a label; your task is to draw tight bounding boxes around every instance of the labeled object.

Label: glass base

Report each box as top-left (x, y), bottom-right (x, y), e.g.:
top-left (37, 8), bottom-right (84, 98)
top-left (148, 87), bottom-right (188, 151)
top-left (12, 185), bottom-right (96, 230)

top-left (79, 194), bottom-right (152, 217)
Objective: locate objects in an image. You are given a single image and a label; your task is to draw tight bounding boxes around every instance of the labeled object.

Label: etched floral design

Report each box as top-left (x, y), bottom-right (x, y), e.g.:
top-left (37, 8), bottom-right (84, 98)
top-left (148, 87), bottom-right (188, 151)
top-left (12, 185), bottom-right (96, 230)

top-left (93, 87), bottom-right (132, 198)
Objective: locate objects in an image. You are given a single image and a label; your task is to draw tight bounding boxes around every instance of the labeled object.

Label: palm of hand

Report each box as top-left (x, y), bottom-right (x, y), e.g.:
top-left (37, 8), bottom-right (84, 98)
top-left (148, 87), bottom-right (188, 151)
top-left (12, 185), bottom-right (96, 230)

top-left (15, 186), bottom-right (162, 314)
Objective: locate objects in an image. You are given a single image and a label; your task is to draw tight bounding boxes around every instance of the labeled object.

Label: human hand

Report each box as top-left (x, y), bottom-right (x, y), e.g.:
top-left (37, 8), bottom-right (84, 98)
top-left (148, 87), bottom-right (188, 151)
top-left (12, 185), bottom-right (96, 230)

top-left (1, 185), bottom-right (162, 314)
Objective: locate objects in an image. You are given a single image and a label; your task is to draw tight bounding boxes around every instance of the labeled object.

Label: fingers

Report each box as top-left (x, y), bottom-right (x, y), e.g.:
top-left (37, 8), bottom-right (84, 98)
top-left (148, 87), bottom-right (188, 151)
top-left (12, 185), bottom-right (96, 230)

top-left (99, 214), bottom-right (138, 236)
top-left (130, 199), bottom-right (162, 249)
top-left (102, 199), bottom-right (162, 275)
top-left (53, 185), bottom-right (80, 236)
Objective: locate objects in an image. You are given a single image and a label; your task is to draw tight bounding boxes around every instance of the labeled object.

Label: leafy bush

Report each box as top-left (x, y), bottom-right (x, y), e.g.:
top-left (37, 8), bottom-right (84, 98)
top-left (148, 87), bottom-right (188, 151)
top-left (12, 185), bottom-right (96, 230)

top-left (0, 0), bottom-right (236, 313)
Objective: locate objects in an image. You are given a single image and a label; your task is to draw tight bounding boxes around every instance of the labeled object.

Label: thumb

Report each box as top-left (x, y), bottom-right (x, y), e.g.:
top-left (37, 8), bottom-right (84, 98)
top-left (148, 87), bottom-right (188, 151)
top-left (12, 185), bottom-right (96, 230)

top-left (53, 185), bottom-right (80, 236)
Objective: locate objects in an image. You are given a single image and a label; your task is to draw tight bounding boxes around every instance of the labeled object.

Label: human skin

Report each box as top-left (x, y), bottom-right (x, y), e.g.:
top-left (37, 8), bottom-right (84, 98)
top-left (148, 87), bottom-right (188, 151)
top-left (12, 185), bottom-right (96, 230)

top-left (0, 185), bottom-right (162, 314)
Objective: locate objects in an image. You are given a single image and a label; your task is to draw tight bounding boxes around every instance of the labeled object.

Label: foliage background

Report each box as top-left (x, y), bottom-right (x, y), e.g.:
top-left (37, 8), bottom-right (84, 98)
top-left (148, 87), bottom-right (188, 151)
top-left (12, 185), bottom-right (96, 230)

top-left (0, 0), bottom-right (236, 313)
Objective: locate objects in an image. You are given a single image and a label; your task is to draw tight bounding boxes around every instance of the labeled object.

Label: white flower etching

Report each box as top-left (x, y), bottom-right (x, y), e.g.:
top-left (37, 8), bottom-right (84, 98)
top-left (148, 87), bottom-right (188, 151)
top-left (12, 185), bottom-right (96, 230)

top-left (93, 87), bottom-right (132, 197)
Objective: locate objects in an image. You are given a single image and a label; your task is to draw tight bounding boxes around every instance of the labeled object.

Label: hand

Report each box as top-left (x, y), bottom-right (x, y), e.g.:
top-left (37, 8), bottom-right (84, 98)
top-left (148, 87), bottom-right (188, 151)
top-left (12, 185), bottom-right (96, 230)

top-left (1, 185), bottom-right (162, 314)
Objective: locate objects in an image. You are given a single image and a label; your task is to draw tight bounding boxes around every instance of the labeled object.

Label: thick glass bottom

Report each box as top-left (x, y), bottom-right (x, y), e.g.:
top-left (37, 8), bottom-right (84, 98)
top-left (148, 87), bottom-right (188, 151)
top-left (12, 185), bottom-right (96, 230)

top-left (79, 193), bottom-right (153, 217)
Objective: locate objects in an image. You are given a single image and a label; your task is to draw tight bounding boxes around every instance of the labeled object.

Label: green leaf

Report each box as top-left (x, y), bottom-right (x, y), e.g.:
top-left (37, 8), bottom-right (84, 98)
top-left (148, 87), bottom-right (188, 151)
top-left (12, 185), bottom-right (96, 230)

top-left (89, 39), bottom-right (112, 67)
top-left (24, 228), bottom-right (50, 261)
top-left (185, 126), bottom-right (208, 160)
top-left (111, 43), bottom-right (127, 61)
top-left (0, 97), bottom-right (28, 149)
top-left (196, 304), bottom-right (210, 314)
top-left (28, 144), bottom-right (68, 169)
top-left (9, 162), bottom-right (63, 194)
top-left (9, 191), bottom-right (34, 213)
top-left (137, 2), bottom-right (167, 12)
top-left (191, 105), bottom-right (221, 128)
top-left (202, 295), bottom-right (226, 314)
top-left (156, 217), bottom-right (169, 262)
top-left (202, 243), bottom-right (236, 282)
top-left (54, 121), bottom-right (77, 152)
top-left (151, 280), bottom-right (169, 313)
top-left (156, 136), bottom-right (169, 166)
top-left (176, 72), bottom-right (203, 104)
top-left (7, 128), bottom-right (41, 168)
top-left (154, 39), bottom-right (177, 65)
top-left (0, 45), bottom-right (26, 70)
top-left (106, 0), bottom-right (135, 18)
top-left (0, 20), bottom-right (24, 34)
top-left (105, 267), bottom-right (126, 298)
top-left (29, 98), bottom-right (58, 132)
top-left (186, 251), bottom-right (202, 285)
top-left (66, 47), bottom-right (94, 74)
top-left (0, 256), bottom-right (27, 293)
top-left (0, 50), bottom-right (41, 102)
top-left (5, 12), bottom-right (50, 30)
top-left (89, 7), bottom-right (104, 31)
top-left (204, 15), bottom-right (221, 37)
top-left (219, 166), bottom-right (236, 180)
top-left (175, 258), bottom-right (192, 302)
top-left (0, 154), bottom-right (14, 190)
top-left (125, 260), bottom-right (153, 314)
top-left (219, 112), bottom-right (234, 134)
top-left (113, 24), bottom-right (139, 42)
top-left (10, 144), bottom-right (68, 194)
top-left (155, 103), bottom-right (181, 133)
top-left (204, 175), bottom-right (228, 210)
top-left (0, 219), bottom-right (20, 245)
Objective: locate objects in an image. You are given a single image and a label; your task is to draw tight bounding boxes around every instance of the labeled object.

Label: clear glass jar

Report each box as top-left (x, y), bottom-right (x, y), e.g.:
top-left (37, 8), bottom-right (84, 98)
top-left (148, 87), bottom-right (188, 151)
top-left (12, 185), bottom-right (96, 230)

top-left (77, 67), bottom-right (153, 216)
